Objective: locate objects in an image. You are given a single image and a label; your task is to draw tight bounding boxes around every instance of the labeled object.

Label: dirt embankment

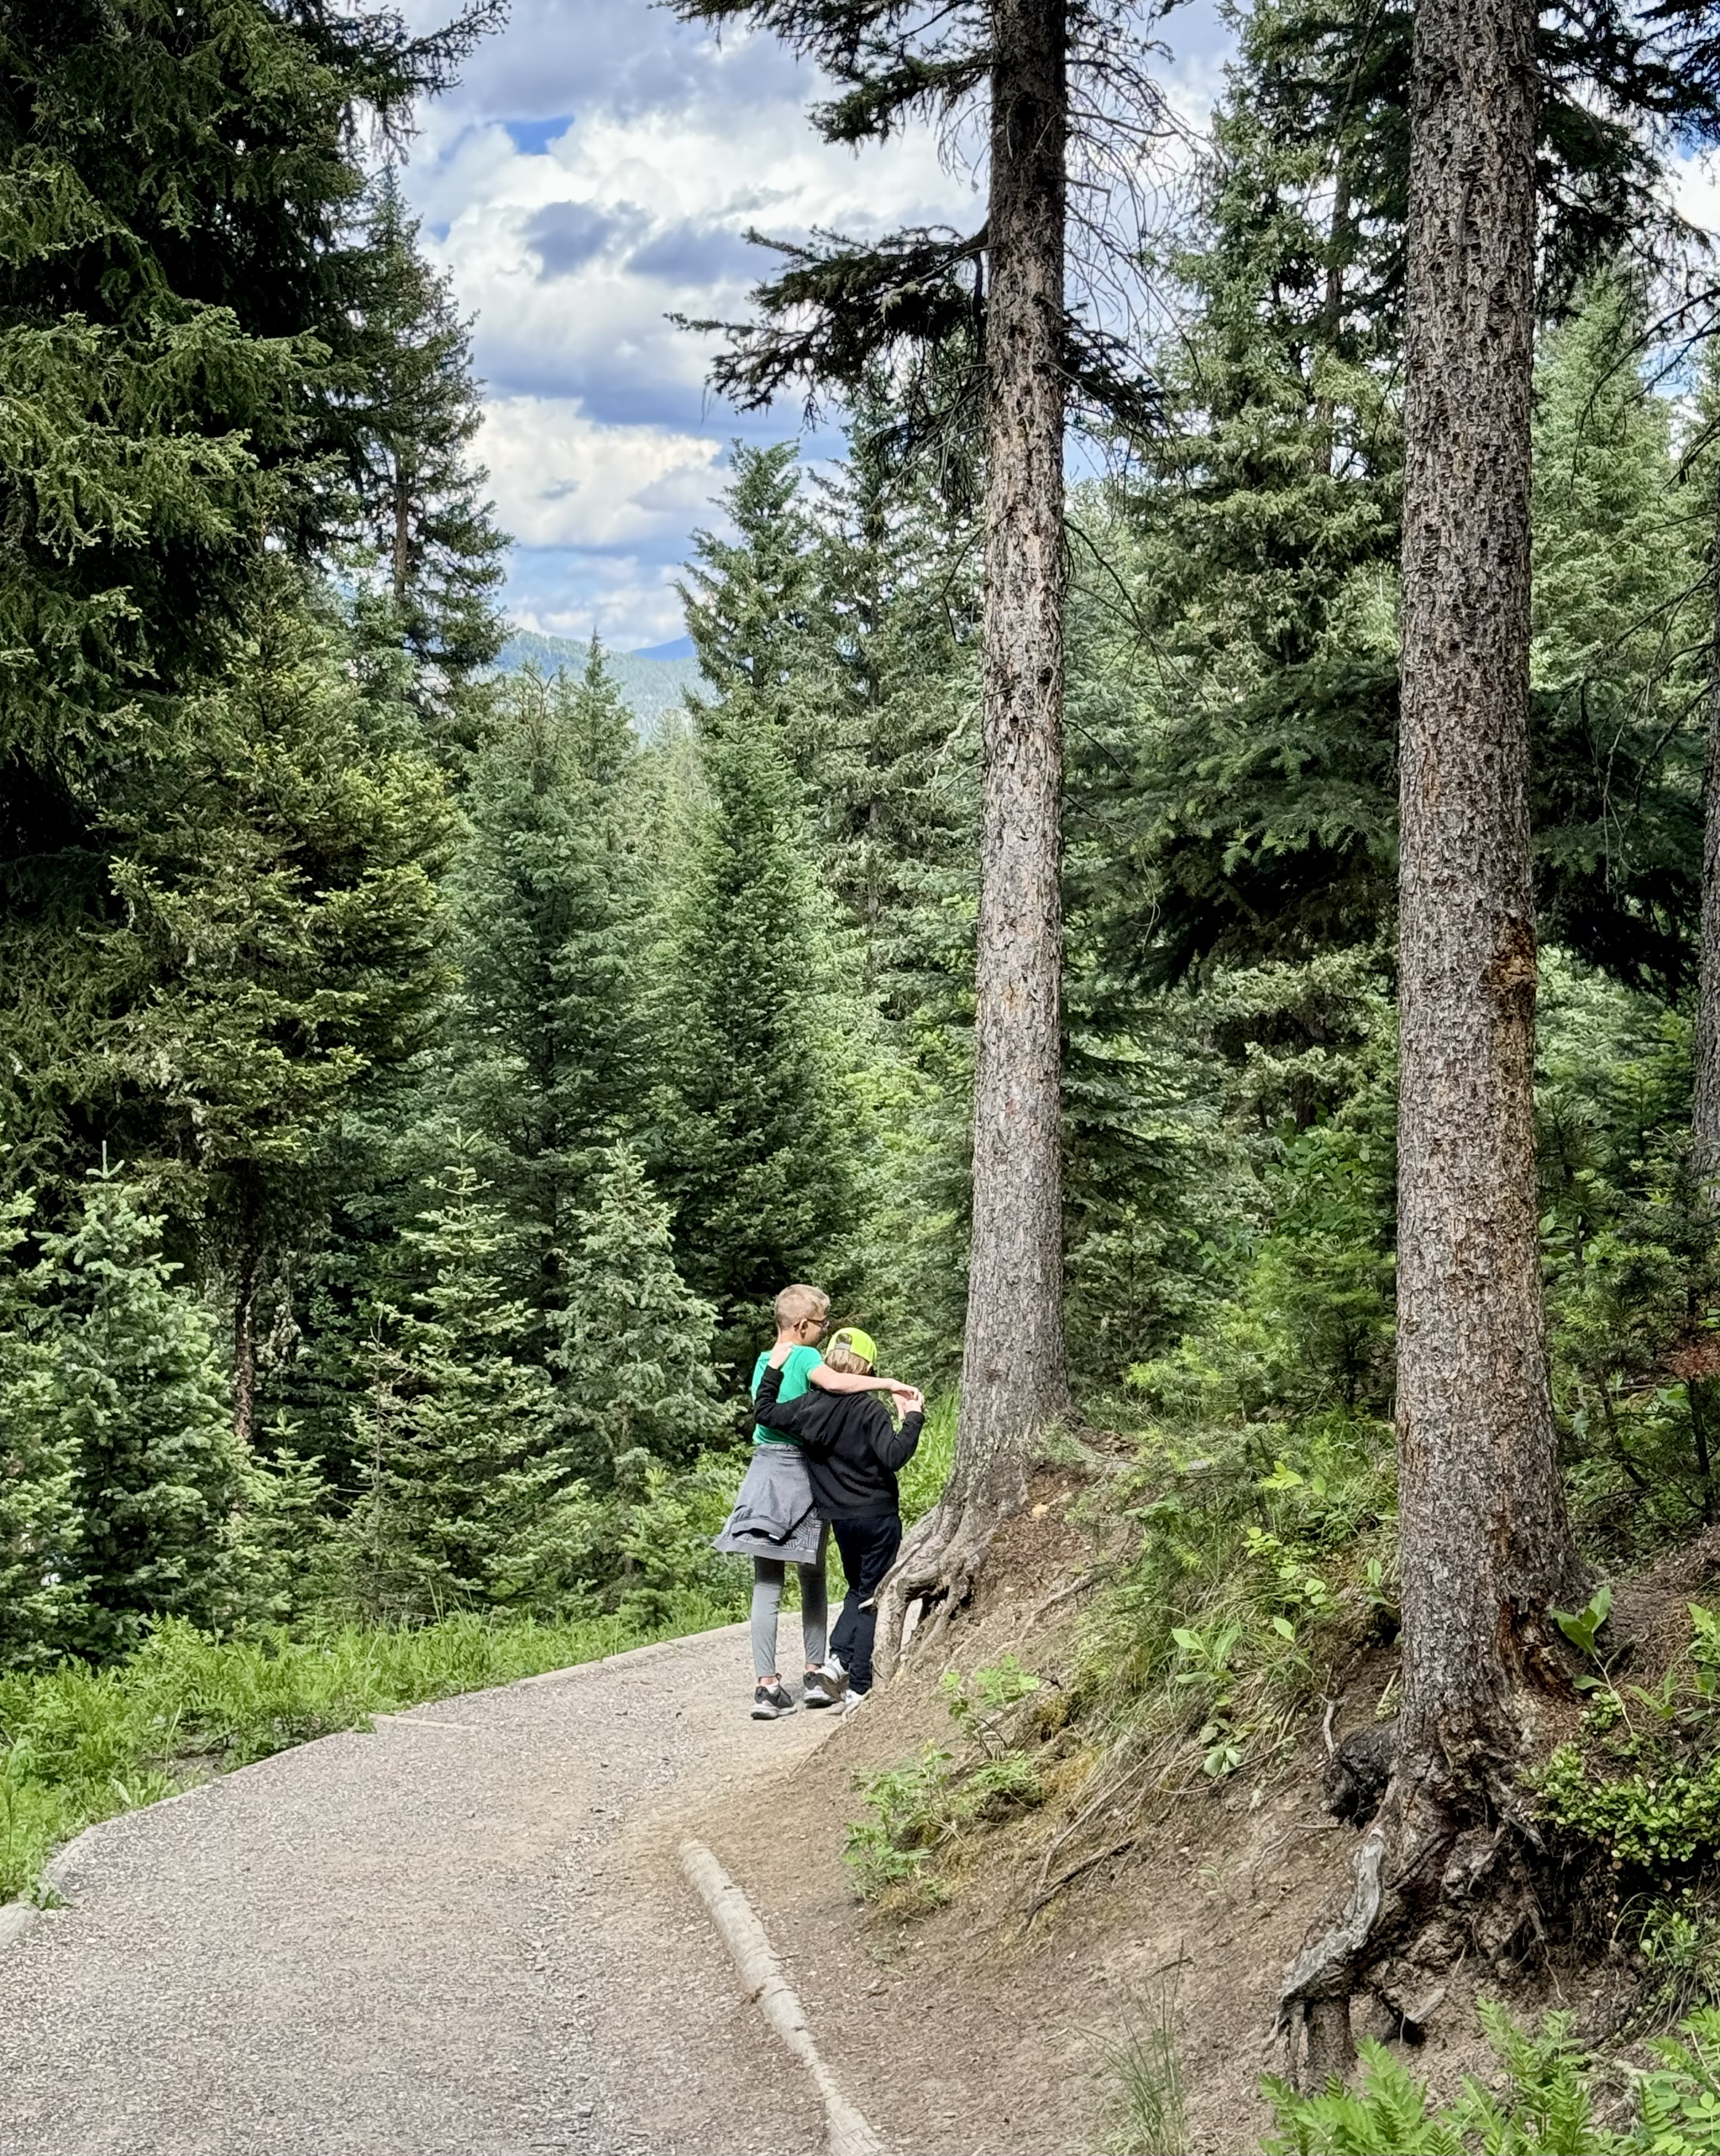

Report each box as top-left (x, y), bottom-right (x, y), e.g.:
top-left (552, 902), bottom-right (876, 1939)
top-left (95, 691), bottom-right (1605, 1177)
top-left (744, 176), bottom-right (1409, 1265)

top-left (687, 1481), bottom-right (1657, 2156)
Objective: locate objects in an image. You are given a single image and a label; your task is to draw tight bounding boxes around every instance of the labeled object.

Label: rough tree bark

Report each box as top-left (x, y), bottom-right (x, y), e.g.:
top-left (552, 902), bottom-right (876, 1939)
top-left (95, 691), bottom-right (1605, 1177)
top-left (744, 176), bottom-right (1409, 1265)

top-left (1693, 503), bottom-right (1720, 1208)
top-left (874, 0), bottom-right (1072, 1674)
top-left (1277, 0), bottom-right (1588, 2078)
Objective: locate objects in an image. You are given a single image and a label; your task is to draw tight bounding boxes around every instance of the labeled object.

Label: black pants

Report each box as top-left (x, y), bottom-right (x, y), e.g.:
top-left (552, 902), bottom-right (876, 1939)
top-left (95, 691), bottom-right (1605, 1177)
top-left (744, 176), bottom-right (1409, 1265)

top-left (830, 1512), bottom-right (902, 1694)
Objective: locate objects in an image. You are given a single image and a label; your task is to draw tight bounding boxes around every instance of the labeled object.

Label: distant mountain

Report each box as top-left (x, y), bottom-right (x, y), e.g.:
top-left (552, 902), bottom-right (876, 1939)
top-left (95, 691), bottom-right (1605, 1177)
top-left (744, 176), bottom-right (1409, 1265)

top-left (494, 629), bottom-right (701, 732)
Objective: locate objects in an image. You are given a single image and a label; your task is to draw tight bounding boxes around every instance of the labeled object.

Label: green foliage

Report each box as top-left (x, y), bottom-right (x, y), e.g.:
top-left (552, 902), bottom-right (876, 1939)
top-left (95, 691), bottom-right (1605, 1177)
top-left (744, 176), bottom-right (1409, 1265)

top-left (29, 1171), bottom-right (244, 1659)
top-left (552, 1144), bottom-right (727, 1477)
top-left (343, 166), bottom-right (508, 688)
top-left (653, 447), bottom-right (861, 1367)
top-left (843, 1657), bottom-right (1047, 1904)
top-left (342, 1150), bottom-right (571, 1621)
top-left (434, 652), bottom-right (649, 1331)
top-left (1262, 2003), bottom-right (1604, 2155)
top-left (1536, 1607), bottom-right (1720, 1869)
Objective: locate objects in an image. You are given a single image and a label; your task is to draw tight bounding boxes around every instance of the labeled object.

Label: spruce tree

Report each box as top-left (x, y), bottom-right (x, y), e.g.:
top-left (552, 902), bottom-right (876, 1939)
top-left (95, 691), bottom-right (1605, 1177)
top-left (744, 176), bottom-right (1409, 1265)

top-left (551, 1145), bottom-right (726, 1477)
top-left (345, 168), bottom-right (509, 690)
top-left (656, 457), bottom-right (856, 1372)
top-left (439, 648), bottom-right (647, 1333)
top-left (38, 1170), bottom-right (244, 1659)
top-left (345, 1149), bottom-right (568, 1621)
top-left (58, 573), bottom-right (461, 1445)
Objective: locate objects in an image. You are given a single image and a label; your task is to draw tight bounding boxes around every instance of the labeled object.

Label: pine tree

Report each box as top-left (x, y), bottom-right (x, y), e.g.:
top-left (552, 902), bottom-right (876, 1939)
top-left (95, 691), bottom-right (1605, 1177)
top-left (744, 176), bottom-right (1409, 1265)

top-left (345, 168), bottom-right (509, 690)
top-left (551, 1145), bottom-right (726, 1477)
top-left (655, 460), bottom-right (857, 1371)
top-left (438, 647), bottom-right (648, 1332)
top-left (345, 1149), bottom-right (570, 1621)
top-left (37, 1170), bottom-right (244, 1659)
top-left (48, 573), bottom-right (462, 1446)
top-left (1280, 0), bottom-right (1588, 2073)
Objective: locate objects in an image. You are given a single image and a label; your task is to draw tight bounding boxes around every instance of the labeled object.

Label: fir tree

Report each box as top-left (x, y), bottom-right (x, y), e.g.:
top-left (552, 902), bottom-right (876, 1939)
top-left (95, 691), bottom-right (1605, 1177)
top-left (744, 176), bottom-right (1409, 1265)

top-left (345, 168), bottom-right (509, 689)
top-left (551, 1145), bottom-right (726, 1477)
top-left (38, 1170), bottom-right (243, 1659)
top-left (46, 573), bottom-right (462, 1444)
top-left (345, 1149), bottom-right (570, 1621)
top-left (655, 463), bottom-right (858, 1369)
top-left (438, 648), bottom-right (648, 1332)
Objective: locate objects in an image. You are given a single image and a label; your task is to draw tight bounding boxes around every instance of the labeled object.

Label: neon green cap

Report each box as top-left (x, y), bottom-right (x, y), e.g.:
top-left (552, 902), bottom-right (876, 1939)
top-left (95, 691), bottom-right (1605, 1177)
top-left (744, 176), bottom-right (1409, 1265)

top-left (831, 1326), bottom-right (877, 1366)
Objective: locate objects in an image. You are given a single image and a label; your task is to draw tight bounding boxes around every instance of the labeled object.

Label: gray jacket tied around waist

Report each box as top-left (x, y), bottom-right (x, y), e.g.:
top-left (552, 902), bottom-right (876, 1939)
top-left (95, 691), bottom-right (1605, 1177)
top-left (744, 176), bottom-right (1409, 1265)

top-left (713, 1444), bottom-right (822, 1567)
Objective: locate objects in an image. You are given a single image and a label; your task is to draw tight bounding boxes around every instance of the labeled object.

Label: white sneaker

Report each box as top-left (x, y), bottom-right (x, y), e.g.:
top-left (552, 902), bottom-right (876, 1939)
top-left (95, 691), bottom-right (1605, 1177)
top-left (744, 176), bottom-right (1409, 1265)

top-left (839, 1688), bottom-right (868, 1715)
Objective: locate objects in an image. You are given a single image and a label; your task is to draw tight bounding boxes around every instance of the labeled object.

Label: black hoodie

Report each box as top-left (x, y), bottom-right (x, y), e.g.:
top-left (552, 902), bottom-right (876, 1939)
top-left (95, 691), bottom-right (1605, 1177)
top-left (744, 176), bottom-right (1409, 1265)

top-left (751, 1360), bottom-right (924, 1520)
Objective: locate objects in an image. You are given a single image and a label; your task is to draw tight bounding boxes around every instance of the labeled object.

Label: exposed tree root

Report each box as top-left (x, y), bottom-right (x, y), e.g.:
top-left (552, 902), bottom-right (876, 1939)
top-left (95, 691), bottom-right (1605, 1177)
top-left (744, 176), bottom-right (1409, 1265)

top-left (873, 1494), bottom-right (1006, 1683)
top-left (1276, 1737), bottom-right (1587, 2088)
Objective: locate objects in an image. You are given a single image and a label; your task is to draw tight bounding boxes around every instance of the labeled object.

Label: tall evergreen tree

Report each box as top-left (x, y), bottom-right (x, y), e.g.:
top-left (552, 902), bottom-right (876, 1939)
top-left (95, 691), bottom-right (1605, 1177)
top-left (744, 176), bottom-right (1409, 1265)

top-left (344, 168), bottom-right (508, 691)
top-left (440, 648), bottom-right (647, 1333)
top-left (31, 576), bottom-right (462, 1445)
top-left (36, 1170), bottom-right (244, 1659)
top-left (1279, 0), bottom-right (1587, 2075)
top-left (551, 1145), bottom-right (726, 1477)
top-left (345, 1150), bottom-right (568, 1622)
top-left (655, 448), bottom-right (856, 1375)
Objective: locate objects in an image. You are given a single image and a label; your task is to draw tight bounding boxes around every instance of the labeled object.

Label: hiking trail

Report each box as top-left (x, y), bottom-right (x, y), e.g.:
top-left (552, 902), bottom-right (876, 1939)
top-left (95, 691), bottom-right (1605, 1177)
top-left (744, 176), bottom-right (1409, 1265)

top-left (0, 1625), bottom-right (842, 2156)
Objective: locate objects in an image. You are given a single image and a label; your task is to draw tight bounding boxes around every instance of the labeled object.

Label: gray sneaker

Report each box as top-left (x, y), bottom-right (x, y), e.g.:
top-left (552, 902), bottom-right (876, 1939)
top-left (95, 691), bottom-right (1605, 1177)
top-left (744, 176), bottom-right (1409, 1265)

top-left (802, 1669), bottom-right (839, 1709)
top-left (751, 1681), bottom-right (795, 1720)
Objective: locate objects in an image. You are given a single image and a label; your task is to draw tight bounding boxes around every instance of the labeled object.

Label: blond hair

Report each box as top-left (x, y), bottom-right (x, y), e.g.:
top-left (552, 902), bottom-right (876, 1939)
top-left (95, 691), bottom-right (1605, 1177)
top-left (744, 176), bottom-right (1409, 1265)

top-left (822, 1341), bottom-right (874, 1376)
top-left (773, 1282), bottom-right (830, 1331)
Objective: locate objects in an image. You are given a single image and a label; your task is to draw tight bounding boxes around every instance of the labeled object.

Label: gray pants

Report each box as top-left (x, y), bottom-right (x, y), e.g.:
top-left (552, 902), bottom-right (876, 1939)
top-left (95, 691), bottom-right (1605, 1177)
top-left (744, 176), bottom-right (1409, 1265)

top-left (750, 1526), bottom-right (828, 1679)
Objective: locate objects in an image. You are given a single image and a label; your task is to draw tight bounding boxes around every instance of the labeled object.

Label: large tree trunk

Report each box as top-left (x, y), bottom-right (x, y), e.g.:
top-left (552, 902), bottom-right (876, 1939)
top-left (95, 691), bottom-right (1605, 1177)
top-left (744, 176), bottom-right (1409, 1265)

top-left (876, 0), bottom-right (1071, 1674)
top-left (1693, 508), bottom-right (1720, 1207)
top-left (1277, 0), bottom-right (1587, 2078)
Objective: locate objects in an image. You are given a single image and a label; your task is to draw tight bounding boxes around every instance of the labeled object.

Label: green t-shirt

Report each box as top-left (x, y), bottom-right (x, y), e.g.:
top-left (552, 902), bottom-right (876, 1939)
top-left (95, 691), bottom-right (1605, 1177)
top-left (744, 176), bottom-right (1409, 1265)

top-left (750, 1345), bottom-right (821, 1446)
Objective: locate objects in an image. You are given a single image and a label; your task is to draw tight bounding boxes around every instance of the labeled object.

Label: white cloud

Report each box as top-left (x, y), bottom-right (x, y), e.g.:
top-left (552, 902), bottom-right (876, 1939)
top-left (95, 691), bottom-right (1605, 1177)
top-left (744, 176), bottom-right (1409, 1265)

top-left (387, 0), bottom-right (1233, 643)
top-left (478, 395), bottom-right (722, 549)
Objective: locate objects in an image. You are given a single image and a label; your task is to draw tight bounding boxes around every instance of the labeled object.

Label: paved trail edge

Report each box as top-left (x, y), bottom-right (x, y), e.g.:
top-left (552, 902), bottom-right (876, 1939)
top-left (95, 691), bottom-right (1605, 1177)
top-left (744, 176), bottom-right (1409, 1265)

top-left (680, 1838), bottom-right (885, 2156)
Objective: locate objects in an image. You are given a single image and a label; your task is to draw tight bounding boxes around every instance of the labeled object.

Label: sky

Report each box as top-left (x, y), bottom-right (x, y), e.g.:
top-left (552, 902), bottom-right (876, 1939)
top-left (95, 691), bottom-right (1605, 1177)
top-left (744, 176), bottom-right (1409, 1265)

top-left (392, 0), bottom-right (1236, 651)
top-left (392, 0), bottom-right (1720, 654)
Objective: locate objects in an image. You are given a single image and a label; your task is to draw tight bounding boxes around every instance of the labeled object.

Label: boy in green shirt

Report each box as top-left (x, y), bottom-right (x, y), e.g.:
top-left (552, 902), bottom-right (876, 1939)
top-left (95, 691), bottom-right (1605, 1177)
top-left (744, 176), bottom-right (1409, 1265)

top-left (716, 1282), bottom-right (911, 1716)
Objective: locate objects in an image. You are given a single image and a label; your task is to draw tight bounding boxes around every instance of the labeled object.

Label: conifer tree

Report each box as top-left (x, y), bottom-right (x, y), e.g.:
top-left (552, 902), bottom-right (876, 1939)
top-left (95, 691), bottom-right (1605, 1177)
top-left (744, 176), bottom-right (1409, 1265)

top-left (441, 647), bottom-right (647, 1331)
top-left (37, 1170), bottom-right (244, 1659)
top-left (57, 574), bottom-right (461, 1446)
top-left (666, 0), bottom-right (1162, 1636)
top-left (345, 168), bottom-right (509, 688)
top-left (551, 1145), bottom-right (726, 1477)
top-left (656, 453), bottom-right (856, 1372)
top-left (0, 1186), bottom-right (81, 1668)
top-left (1279, 0), bottom-right (1588, 2073)
top-left (346, 1149), bottom-right (569, 1620)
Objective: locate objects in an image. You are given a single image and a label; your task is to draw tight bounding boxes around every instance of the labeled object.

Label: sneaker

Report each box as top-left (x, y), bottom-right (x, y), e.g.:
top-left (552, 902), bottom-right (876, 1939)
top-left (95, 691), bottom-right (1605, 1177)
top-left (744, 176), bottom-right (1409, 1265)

top-left (839, 1688), bottom-right (869, 1715)
top-left (802, 1669), bottom-right (839, 1709)
top-left (751, 1681), bottom-right (796, 1720)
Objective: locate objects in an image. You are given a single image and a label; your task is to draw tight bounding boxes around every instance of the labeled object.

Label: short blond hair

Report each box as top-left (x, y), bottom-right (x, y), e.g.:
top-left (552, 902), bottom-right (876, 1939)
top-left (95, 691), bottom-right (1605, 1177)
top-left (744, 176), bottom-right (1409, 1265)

top-left (774, 1282), bottom-right (830, 1330)
top-left (822, 1341), bottom-right (874, 1375)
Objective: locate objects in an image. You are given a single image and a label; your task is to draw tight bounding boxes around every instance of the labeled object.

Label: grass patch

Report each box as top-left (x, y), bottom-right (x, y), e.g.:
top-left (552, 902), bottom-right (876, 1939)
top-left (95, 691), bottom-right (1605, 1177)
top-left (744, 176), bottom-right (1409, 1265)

top-left (0, 1594), bottom-right (735, 1904)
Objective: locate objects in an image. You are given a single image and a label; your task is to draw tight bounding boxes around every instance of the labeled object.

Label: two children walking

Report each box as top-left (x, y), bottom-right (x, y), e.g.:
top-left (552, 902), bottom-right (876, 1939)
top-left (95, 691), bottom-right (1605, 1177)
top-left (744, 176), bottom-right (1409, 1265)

top-left (712, 1285), bottom-right (924, 1719)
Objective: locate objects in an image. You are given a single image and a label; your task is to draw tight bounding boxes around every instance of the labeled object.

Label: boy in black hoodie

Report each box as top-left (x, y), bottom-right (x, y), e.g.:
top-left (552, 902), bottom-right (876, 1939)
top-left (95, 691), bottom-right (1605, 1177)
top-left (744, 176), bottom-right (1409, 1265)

top-left (753, 1328), bottom-right (925, 1703)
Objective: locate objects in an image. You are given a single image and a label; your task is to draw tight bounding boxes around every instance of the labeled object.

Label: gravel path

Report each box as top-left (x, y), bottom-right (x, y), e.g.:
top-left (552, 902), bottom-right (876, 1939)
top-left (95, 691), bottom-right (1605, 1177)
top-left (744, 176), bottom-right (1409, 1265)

top-left (0, 1625), bottom-right (837, 2156)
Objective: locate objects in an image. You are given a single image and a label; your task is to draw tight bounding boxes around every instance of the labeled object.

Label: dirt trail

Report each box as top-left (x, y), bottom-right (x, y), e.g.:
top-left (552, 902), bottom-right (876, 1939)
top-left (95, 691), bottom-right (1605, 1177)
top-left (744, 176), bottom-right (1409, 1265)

top-left (0, 1625), bottom-right (839, 2156)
